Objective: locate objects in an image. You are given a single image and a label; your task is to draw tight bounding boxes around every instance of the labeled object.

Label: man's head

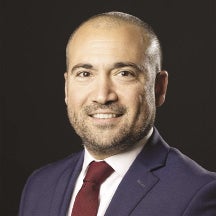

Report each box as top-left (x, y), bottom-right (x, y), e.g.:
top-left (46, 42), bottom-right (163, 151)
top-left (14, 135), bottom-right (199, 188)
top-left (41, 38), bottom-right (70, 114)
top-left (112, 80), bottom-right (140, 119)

top-left (64, 12), bottom-right (168, 159)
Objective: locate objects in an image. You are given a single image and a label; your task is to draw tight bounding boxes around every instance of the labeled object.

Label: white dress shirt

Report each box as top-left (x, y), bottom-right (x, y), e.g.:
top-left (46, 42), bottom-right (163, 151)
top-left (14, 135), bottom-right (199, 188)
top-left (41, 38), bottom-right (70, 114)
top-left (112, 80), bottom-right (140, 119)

top-left (67, 128), bottom-right (153, 216)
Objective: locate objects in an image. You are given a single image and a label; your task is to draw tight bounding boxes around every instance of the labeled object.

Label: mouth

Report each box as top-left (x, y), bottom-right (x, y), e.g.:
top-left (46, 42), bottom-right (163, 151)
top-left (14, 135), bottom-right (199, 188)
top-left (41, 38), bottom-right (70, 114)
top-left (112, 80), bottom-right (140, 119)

top-left (90, 113), bottom-right (122, 119)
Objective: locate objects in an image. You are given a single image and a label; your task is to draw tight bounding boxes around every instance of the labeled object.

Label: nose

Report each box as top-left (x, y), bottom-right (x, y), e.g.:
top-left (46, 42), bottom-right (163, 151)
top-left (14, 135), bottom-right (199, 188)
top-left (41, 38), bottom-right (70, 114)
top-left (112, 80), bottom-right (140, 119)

top-left (92, 76), bottom-right (118, 105)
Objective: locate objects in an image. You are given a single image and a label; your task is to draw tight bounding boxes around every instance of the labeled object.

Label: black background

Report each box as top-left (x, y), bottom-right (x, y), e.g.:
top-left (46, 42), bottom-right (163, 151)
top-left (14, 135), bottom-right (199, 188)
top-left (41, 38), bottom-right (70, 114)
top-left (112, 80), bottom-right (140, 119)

top-left (1, 0), bottom-right (216, 215)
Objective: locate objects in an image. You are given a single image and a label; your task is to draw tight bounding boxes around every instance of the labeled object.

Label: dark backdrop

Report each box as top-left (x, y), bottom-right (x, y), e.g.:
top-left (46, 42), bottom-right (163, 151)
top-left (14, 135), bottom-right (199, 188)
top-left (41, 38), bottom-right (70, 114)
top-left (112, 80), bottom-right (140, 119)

top-left (1, 0), bottom-right (216, 215)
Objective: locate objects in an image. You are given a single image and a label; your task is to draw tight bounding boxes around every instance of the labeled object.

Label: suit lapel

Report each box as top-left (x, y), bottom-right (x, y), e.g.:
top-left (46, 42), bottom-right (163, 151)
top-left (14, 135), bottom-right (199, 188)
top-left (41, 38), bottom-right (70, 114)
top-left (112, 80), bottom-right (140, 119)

top-left (49, 151), bottom-right (84, 216)
top-left (105, 160), bottom-right (159, 216)
top-left (105, 128), bottom-right (170, 216)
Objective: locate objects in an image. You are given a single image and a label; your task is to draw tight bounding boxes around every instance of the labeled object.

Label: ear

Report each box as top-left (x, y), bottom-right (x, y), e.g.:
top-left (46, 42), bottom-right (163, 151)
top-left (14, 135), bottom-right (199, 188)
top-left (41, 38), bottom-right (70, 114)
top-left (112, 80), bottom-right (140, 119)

top-left (155, 70), bottom-right (168, 107)
top-left (64, 72), bottom-right (68, 105)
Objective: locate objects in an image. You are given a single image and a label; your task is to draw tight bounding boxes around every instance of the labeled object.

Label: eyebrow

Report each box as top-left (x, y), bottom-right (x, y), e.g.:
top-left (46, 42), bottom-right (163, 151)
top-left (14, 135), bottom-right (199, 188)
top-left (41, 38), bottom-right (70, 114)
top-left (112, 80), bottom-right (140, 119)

top-left (113, 62), bottom-right (145, 72)
top-left (71, 63), bottom-right (93, 73)
top-left (70, 61), bottom-right (145, 73)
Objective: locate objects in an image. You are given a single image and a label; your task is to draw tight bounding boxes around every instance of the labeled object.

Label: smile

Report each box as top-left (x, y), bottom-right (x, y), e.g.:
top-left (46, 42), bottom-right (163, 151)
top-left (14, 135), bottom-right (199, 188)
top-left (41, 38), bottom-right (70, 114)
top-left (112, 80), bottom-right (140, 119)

top-left (91, 113), bottom-right (121, 119)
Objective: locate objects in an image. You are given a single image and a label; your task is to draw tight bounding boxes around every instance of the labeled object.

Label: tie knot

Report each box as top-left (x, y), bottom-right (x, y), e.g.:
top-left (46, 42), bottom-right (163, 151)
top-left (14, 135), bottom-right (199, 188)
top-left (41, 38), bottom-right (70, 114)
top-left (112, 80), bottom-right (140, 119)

top-left (84, 161), bottom-right (114, 185)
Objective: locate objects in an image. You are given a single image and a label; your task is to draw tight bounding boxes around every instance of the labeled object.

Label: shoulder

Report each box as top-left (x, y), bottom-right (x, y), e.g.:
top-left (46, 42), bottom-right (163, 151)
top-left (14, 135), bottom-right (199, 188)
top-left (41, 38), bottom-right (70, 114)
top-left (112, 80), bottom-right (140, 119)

top-left (149, 131), bottom-right (216, 214)
top-left (151, 128), bottom-right (216, 183)
top-left (167, 147), bottom-right (216, 181)
top-left (24, 151), bottom-right (84, 191)
top-left (19, 151), bottom-right (84, 215)
top-left (163, 147), bottom-right (216, 214)
top-left (169, 147), bottom-right (216, 215)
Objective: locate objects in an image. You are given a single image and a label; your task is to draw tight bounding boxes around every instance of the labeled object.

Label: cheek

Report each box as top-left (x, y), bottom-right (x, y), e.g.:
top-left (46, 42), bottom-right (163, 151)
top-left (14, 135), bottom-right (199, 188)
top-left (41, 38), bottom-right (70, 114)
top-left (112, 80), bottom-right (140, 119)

top-left (66, 92), bottom-right (81, 115)
top-left (68, 94), bottom-right (82, 110)
top-left (129, 88), bottom-right (152, 118)
top-left (122, 90), bottom-right (145, 117)
top-left (67, 83), bottom-right (88, 107)
top-left (138, 94), bottom-right (144, 105)
top-left (126, 86), bottom-right (146, 108)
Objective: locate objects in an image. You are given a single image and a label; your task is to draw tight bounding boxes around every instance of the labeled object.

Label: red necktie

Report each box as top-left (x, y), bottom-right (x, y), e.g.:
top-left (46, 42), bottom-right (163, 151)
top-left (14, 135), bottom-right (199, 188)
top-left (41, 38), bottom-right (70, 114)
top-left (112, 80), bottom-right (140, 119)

top-left (71, 161), bottom-right (114, 216)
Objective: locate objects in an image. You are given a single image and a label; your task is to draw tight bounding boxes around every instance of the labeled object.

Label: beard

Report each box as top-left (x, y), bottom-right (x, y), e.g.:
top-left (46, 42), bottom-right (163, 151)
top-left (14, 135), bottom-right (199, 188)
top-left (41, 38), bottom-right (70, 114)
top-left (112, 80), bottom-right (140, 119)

top-left (67, 102), bottom-right (155, 157)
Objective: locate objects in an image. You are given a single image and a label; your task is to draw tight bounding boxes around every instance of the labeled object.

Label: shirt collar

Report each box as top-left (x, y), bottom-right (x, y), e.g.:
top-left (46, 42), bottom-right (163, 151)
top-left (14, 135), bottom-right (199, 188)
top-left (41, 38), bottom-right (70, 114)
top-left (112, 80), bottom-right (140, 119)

top-left (82, 127), bottom-right (153, 177)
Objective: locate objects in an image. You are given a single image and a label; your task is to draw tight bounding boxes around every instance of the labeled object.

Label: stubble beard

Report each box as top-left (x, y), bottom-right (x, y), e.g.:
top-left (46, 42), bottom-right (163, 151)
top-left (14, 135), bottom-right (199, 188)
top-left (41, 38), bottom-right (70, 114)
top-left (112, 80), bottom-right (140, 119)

top-left (67, 103), bottom-right (155, 157)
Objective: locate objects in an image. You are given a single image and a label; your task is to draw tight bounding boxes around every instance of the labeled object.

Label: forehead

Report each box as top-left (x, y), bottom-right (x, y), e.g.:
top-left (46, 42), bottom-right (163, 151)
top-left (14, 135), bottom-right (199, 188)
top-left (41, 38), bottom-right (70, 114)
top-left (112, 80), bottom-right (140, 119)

top-left (66, 22), bottom-right (148, 68)
top-left (70, 22), bottom-right (145, 47)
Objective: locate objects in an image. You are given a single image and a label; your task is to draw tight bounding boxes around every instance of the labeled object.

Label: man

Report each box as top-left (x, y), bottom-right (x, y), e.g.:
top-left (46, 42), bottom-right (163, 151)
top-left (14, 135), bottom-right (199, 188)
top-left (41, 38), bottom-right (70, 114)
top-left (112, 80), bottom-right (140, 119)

top-left (19, 11), bottom-right (216, 216)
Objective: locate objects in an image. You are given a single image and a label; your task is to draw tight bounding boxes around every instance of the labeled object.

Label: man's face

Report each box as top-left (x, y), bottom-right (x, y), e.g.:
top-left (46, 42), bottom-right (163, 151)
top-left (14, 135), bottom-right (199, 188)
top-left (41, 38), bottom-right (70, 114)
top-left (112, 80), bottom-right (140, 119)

top-left (65, 22), bottom-right (157, 158)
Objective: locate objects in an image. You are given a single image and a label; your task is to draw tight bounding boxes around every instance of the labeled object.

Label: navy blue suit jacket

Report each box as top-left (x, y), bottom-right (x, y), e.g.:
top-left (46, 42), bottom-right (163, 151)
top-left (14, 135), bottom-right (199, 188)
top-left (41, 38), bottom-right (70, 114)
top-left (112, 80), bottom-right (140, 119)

top-left (19, 129), bottom-right (216, 215)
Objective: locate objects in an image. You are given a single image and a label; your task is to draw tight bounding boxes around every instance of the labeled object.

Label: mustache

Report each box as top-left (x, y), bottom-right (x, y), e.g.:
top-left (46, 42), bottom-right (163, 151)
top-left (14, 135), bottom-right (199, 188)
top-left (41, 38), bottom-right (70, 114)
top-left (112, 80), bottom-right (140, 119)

top-left (83, 103), bottom-right (127, 115)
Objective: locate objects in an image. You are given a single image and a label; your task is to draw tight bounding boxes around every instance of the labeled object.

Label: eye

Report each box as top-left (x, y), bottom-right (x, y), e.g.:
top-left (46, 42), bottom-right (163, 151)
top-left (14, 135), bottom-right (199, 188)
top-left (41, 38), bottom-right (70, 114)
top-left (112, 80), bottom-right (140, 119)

top-left (77, 71), bottom-right (91, 77)
top-left (114, 69), bottom-right (138, 82)
top-left (119, 70), bottom-right (134, 77)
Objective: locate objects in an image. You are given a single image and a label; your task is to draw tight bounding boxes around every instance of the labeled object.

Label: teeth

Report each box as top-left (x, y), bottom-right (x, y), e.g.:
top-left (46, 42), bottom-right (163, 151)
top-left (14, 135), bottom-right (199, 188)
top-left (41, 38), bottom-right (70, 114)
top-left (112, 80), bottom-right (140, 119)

top-left (92, 113), bottom-right (118, 119)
